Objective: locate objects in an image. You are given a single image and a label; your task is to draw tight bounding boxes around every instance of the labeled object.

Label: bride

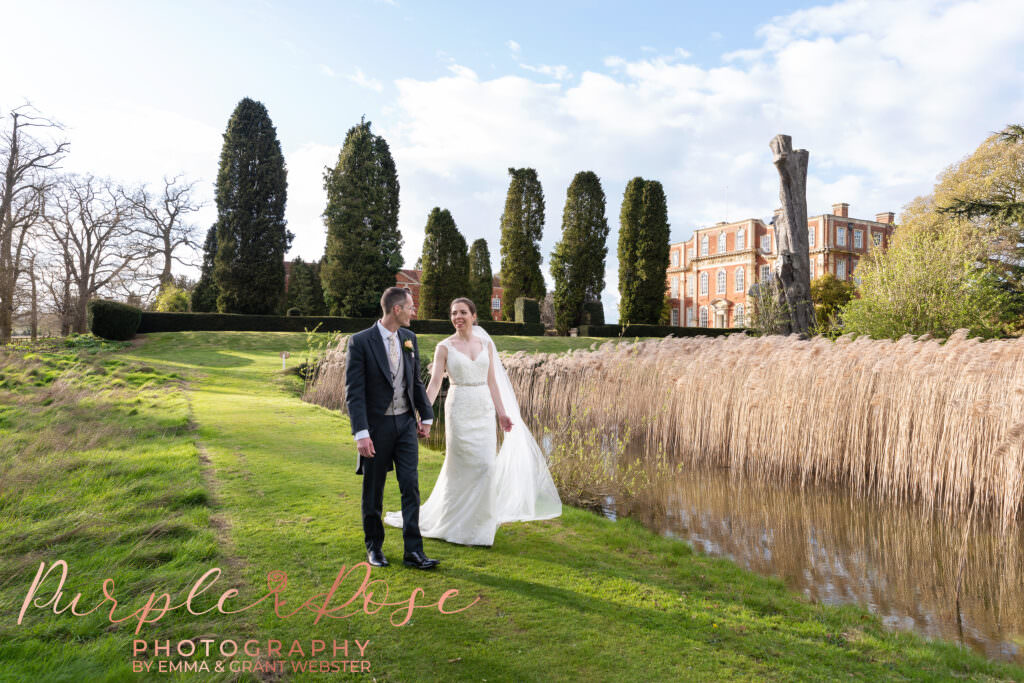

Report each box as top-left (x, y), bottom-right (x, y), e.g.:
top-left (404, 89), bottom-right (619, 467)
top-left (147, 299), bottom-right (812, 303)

top-left (384, 297), bottom-right (561, 546)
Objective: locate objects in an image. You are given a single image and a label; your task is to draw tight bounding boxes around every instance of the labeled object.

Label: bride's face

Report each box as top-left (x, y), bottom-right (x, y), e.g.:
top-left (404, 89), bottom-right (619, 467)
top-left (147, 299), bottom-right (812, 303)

top-left (450, 303), bottom-right (476, 332)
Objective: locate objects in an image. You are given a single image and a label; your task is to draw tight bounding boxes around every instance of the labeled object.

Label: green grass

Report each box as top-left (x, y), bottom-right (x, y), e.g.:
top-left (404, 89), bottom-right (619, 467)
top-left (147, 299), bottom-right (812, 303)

top-left (1, 331), bottom-right (1021, 682)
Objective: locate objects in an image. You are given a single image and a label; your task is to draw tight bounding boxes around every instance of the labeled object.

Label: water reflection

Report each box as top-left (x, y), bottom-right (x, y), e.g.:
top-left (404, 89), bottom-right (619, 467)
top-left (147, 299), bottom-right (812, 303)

top-left (610, 466), bottom-right (1024, 665)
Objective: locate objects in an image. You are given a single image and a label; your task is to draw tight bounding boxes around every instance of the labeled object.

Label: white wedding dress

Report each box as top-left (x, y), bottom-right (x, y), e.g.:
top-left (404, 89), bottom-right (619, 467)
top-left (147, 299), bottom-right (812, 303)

top-left (385, 326), bottom-right (561, 546)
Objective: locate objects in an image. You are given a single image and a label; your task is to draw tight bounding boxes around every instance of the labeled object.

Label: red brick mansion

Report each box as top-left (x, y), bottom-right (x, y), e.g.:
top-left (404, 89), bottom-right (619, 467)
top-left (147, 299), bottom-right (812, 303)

top-left (666, 203), bottom-right (897, 328)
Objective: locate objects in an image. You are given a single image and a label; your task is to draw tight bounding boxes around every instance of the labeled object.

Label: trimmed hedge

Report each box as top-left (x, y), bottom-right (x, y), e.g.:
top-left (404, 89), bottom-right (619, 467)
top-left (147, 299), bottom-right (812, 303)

top-left (577, 323), bottom-right (745, 338)
top-left (515, 297), bottom-right (541, 324)
top-left (137, 312), bottom-right (545, 336)
top-left (88, 300), bottom-right (142, 341)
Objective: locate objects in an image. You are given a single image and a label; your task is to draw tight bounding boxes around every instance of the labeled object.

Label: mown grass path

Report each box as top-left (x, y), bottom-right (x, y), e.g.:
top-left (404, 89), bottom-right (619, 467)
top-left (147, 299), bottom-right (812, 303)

top-left (2, 331), bottom-right (1022, 681)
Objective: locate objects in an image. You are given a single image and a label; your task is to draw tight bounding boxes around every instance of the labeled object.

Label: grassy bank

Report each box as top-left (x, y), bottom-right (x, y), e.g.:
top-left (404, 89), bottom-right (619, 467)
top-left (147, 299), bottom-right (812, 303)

top-left (1, 331), bottom-right (1021, 681)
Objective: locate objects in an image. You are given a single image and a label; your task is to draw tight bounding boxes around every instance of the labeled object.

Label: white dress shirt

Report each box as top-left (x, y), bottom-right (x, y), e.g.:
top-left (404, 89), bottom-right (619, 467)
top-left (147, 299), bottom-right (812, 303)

top-left (353, 321), bottom-right (432, 442)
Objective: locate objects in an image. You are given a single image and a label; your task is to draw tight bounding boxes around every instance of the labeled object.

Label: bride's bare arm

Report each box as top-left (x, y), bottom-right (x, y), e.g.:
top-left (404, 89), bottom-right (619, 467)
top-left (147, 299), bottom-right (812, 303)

top-left (486, 342), bottom-right (508, 419)
top-left (426, 344), bottom-right (447, 405)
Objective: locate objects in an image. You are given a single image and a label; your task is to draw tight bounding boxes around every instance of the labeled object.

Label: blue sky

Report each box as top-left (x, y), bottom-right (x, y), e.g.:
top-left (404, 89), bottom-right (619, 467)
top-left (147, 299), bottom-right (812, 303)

top-left (4, 0), bottom-right (1024, 321)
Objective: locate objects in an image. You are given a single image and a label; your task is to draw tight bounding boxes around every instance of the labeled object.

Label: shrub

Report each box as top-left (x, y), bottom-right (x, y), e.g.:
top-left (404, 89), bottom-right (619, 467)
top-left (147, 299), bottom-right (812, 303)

top-left (88, 300), bottom-right (142, 341)
top-left (153, 284), bottom-right (190, 312)
top-left (514, 297), bottom-right (540, 324)
top-left (577, 323), bottom-right (739, 338)
top-left (137, 313), bottom-right (545, 336)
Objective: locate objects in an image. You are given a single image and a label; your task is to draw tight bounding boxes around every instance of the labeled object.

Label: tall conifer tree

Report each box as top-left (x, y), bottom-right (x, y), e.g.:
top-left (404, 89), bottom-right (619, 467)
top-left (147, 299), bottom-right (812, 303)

top-left (617, 177), bottom-right (670, 324)
top-left (191, 224), bottom-right (219, 312)
top-left (419, 208), bottom-right (469, 319)
top-left (468, 238), bottom-right (493, 321)
top-left (551, 171), bottom-right (609, 334)
top-left (499, 168), bottom-right (546, 320)
top-left (212, 98), bottom-right (292, 314)
top-left (617, 178), bottom-right (646, 324)
top-left (286, 257), bottom-right (326, 315)
top-left (321, 119), bottom-right (402, 317)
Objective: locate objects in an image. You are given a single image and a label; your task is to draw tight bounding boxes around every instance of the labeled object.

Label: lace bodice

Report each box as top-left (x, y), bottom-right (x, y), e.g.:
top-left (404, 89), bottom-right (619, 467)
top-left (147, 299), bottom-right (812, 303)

top-left (442, 339), bottom-right (489, 386)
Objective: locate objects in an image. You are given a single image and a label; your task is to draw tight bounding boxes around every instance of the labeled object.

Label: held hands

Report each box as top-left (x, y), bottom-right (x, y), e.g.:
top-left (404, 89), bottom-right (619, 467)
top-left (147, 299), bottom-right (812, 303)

top-left (356, 437), bottom-right (376, 458)
top-left (498, 414), bottom-right (514, 433)
top-left (417, 422), bottom-right (431, 439)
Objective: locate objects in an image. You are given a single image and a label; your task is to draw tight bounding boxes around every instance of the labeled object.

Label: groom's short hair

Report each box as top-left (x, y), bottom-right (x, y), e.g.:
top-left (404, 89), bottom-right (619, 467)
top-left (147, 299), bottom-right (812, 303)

top-left (381, 287), bottom-right (411, 316)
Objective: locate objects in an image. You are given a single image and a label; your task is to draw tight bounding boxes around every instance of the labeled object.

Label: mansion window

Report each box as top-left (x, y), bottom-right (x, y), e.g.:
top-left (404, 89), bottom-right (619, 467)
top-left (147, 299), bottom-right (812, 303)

top-left (734, 304), bottom-right (745, 327)
top-left (808, 227), bottom-right (815, 248)
top-left (670, 276), bottom-right (679, 298)
top-left (699, 306), bottom-right (708, 327)
top-left (836, 259), bottom-right (846, 280)
top-left (718, 232), bottom-right (726, 253)
top-left (809, 261), bottom-right (815, 278)
top-left (716, 269), bottom-right (726, 294)
top-left (736, 228), bottom-right (745, 249)
top-left (686, 307), bottom-right (694, 326)
top-left (734, 266), bottom-right (744, 292)
top-left (837, 226), bottom-right (847, 247)
top-left (760, 265), bottom-right (770, 281)
top-left (873, 232), bottom-right (882, 247)
top-left (699, 272), bottom-right (709, 295)
top-left (687, 275), bottom-right (695, 295)
top-left (671, 250), bottom-right (680, 267)
top-left (492, 297), bottom-right (501, 311)
top-left (854, 229), bottom-right (863, 249)
top-left (700, 235), bottom-right (709, 256)
top-left (671, 308), bottom-right (679, 326)
top-left (760, 235), bottom-right (771, 253)
top-left (688, 247), bottom-right (696, 260)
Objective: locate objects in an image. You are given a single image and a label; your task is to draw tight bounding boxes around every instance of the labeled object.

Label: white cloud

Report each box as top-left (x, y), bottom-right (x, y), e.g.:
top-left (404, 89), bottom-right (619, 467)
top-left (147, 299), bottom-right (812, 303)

top-left (285, 143), bottom-right (340, 261)
top-left (347, 68), bottom-right (384, 92)
top-left (318, 64), bottom-right (336, 78)
top-left (520, 63), bottom-right (572, 81)
top-left (385, 0), bottom-right (1024, 322)
top-left (506, 40), bottom-right (521, 53)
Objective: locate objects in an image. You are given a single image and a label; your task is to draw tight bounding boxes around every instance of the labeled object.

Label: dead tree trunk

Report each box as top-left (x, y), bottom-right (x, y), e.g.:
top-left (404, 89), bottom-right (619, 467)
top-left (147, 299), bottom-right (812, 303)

top-left (769, 134), bottom-right (814, 336)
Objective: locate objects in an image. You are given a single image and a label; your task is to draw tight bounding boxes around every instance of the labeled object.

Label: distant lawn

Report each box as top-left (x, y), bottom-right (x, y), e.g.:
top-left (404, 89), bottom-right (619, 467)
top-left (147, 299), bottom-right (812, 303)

top-left (0, 331), bottom-right (1020, 681)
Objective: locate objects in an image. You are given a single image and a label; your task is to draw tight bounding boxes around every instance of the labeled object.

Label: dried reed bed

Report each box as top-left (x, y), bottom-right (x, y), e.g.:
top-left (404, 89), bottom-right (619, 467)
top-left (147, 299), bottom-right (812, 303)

top-left (503, 331), bottom-right (1024, 531)
top-left (302, 336), bottom-right (351, 410)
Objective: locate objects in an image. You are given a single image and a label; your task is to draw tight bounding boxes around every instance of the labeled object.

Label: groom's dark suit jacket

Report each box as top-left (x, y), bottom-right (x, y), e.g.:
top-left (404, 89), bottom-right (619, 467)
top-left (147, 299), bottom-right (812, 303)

top-left (345, 325), bottom-right (434, 474)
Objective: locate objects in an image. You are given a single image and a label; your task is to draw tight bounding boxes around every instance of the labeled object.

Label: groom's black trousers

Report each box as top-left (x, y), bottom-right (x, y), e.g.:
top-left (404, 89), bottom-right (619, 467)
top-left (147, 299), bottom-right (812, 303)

top-left (361, 410), bottom-right (423, 555)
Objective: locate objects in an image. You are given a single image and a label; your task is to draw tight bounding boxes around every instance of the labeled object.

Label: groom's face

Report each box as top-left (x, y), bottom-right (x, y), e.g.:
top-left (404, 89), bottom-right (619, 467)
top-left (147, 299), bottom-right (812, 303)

top-left (395, 294), bottom-right (416, 327)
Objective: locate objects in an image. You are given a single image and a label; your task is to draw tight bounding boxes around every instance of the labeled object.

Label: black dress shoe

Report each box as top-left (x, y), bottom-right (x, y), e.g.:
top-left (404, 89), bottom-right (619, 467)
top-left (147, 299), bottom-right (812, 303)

top-left (367, 547), bottom-right (389, 567)
top-left (403, 550), bottom-right (440, 570)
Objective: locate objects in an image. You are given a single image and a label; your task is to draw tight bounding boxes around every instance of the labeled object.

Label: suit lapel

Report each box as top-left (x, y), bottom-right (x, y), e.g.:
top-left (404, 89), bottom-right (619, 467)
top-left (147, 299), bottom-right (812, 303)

top-left (367, 325), bottom-right (394, 387)
top-left (399, 329), bottom-right (414, 387)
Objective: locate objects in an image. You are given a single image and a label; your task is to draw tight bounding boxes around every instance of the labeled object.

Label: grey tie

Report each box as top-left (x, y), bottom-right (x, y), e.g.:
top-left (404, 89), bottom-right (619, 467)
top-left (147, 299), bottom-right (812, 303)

top-left (388, 333), bottom-right (400, 377)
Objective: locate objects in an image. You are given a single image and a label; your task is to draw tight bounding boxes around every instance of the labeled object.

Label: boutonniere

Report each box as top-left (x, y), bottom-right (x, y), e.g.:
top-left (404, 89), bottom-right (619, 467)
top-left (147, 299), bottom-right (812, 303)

top-left (403, 339), bottom-right (414, 353)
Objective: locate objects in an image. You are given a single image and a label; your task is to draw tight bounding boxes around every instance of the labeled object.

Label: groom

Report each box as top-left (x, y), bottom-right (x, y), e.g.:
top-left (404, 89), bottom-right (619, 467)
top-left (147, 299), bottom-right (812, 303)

top-left (345, 287), bottom-right (440, 570)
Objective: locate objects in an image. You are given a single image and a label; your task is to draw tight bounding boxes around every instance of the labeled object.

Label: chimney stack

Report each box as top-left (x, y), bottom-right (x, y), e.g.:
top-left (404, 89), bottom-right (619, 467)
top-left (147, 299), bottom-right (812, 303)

top-left (832, 202), bottom-right (849, 218)
top-left (875, 211), bottom-right (895, 224)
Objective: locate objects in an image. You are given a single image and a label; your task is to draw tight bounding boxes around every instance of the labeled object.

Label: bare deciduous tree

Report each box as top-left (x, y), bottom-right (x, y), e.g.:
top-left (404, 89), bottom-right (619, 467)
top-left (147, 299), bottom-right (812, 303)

top-left (1, 105), bottom-right (69, 342)
top-left (122, 174), bottom-right (203, 289)
top-left (43, 174), bottom-right (147, 333)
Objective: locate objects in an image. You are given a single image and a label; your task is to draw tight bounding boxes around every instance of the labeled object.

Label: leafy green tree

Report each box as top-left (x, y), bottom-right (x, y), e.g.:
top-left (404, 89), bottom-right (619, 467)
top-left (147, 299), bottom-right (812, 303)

top-left (286, 257), bottom-right (327, 316)
top-left (321, 119), bottom-right (402, 317)
top-left (212, 98), bottom-right (292, 314)
top-left (191, 224), bottom-right (219, 312)
top-left (551, 171), bottom-right (609, 334)
top-left (153, 283), bottom-right (190, 312)
top-left (810, 273), bottom-right (855, 337)
top-left (618, 178), bottom-right (671, 324)
top-left (468, 238), bottom-right (493, 321)
top-left (840, 227), bottom-right (1006, 339)
top-left (419, 208), bottom-right (469, 318)
top-left (499, 168), bottom-right (545, 320)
